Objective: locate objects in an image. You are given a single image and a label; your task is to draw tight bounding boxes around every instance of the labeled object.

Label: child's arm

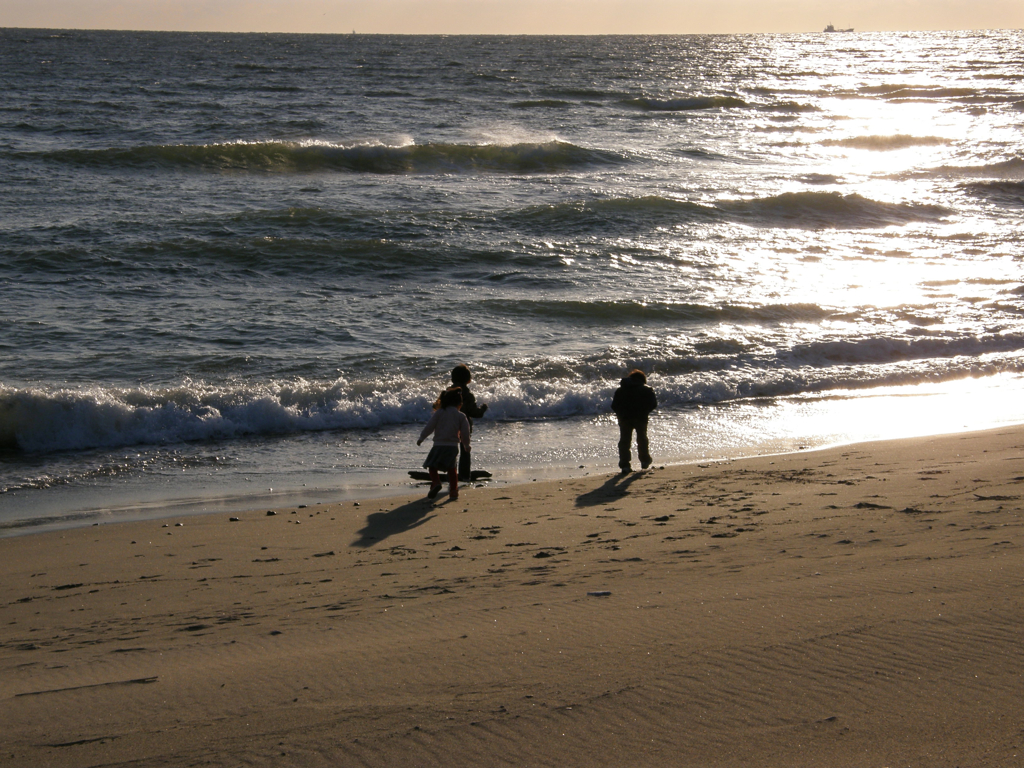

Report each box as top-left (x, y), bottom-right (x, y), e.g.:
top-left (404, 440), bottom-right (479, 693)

top-left (417, 410), bottom-right (440, 445)
top-left (459, 413), bottom-right (472, 447)
top-left (611, 386), bottom-right (624, 414)
top-left (646, 387), bottom-right (658, 413)
top-left (461, 388), bottom-right (487, 419)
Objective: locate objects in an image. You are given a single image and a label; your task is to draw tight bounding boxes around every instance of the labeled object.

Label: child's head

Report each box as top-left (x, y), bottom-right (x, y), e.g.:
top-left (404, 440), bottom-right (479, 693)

top-left (451, 364), bottom-right (472, 386)
top-left (440, 387), bottom-right (463, 409)
top-left (628, 369), bottom-right (647, 384)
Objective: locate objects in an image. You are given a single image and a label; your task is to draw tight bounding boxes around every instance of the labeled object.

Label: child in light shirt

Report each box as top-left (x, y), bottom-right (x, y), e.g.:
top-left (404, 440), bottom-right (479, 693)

top-left (417, 387), bottom-right (471, 501)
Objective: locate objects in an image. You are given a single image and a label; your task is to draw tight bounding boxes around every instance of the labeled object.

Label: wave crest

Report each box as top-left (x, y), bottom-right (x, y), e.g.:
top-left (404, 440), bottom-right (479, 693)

top-left (860, 85), bottom-right (981, 101)
top-left (720, 191), bottom-right (949, 228)
top-left (482, 299), bottom-right (832, 324)
top-left (822, 135), bottom-right (949, 150)
top-left (4, 332), bottom-right (1024, 456)
top-left (0, 380), bottom-right (433, 454)
top-left (35, 139), bottom-right (627, 174)
top-left (625, 96), bottom-right (747, 111)
top-left (517, 192), bottom-right (946, 231)
top-left (911, 157), bottom-right (1024, 180)
top-left (960, 180), bottom-right (1024, 207)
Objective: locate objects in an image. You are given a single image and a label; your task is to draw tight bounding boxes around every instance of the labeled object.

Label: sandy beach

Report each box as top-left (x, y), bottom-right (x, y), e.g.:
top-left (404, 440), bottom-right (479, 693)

top-left (2, 426), bottom-right (1022, 767)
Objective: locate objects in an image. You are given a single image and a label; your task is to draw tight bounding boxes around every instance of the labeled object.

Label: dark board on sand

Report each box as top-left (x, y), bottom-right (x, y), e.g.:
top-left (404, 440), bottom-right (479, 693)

top-left (408, 470), bottom-right (493, 482)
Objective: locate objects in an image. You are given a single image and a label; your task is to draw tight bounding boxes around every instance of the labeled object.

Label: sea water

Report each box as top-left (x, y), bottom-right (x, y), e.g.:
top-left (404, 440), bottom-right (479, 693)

top-left (1, 30), bottom-right (1023, 534)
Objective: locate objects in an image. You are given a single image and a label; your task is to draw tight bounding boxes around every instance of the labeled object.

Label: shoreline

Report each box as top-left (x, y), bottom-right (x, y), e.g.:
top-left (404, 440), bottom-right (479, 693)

top-left (7, 372), bottom-right (1024, 539)
top-left (0, 425), bottom-right (991, 539)
top-left (2, 424), bottom-right (1022, 765)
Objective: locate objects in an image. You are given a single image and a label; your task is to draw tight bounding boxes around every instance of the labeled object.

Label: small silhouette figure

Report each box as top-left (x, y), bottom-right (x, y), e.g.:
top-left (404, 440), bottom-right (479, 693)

top-left (611, 369), bottom-right (658, 473)
top-left (450, 364), bottom-right (487, 481)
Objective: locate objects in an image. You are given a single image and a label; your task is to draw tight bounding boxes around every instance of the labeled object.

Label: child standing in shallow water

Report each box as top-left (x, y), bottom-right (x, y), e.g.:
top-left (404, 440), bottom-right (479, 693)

top-left (417, 387), bottom-right (471, 501)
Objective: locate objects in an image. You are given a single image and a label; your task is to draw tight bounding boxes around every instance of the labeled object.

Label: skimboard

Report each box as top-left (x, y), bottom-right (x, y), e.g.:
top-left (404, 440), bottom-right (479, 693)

top-left (409, 470), bottom-right (492, 482)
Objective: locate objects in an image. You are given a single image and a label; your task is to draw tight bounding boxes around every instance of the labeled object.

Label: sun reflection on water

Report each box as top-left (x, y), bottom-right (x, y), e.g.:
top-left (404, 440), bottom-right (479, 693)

top-left (653, 372), bottom-right (1024, 464)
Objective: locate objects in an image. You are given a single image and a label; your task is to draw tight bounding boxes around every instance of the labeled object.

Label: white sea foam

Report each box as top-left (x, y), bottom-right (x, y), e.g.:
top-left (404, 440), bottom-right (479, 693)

top-left (5, 338), bottom-right (1023, 455)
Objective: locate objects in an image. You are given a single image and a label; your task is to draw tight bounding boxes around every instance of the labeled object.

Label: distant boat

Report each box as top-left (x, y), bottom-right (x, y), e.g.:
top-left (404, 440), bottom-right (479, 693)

top-left (823, 24), bottom-right (854, 32)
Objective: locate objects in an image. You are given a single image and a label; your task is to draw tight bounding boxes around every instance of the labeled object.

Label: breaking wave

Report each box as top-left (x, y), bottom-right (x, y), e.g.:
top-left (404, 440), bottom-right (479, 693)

top-left (0, 379), bottom-right (433, 455)
top-left (4, 331), bottom-right (1023, 456)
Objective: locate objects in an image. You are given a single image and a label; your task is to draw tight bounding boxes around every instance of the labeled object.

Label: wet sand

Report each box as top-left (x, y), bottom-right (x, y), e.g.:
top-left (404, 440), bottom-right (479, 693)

top-left (2, 427), bottom-right (1022, 767)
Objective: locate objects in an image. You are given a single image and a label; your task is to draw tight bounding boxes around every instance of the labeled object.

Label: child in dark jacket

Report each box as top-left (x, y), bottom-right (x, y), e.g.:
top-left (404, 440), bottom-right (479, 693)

top-left (417, 387), bottom-right (471, 500)
top-left (611, 369), bottom-right (658, 473)
top-left (450, 364), bottom-right (487, 481)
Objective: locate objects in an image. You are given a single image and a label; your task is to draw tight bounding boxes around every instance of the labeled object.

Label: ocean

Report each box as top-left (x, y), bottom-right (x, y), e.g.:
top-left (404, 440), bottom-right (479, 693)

top-left (2, 28), bottom-right (1023, 535)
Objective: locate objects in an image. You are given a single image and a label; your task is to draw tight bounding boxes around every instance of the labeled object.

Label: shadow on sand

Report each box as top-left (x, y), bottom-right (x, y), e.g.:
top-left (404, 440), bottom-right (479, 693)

top-left (575, 470), bottom-right (646, 509)
top-left (350, 495), bottom-right (452, 548)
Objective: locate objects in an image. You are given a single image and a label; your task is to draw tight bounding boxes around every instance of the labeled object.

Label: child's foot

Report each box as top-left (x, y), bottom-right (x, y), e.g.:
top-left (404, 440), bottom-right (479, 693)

top-left (449, 492), bottom-right (459, 501)
top-left (427, 484), bottom-right (441, 499)
top-left (619, 466), bottom-right (632, 474)
top-left (641, 460), bottom-right (652, 469)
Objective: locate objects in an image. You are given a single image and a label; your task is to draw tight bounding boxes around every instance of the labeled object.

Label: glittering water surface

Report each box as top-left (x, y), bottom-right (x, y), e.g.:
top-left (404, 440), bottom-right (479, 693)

top-left (1, 30), bottom-right (1022, 533)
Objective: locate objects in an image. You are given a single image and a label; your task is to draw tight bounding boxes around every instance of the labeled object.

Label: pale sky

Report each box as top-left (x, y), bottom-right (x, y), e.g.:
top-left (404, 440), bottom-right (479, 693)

top-left (2, 0), bottom-right (1021, 35)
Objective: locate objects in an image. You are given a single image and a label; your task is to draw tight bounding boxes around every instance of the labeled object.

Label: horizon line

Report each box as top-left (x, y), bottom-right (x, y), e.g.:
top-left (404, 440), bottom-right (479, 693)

top-left (4, 25), bottom-right (1022, 36)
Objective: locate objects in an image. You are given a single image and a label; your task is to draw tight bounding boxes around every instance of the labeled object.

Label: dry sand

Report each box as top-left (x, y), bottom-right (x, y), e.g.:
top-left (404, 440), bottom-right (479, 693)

top-left (2, 427), bottom-right (1022, 767)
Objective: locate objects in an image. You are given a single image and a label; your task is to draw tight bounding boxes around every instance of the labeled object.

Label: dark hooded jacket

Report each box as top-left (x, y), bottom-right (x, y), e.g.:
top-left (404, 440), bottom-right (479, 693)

top-left (453, 385), bottom-right (486, 422)
top-left (611, 377), bottom-right (658, 419)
